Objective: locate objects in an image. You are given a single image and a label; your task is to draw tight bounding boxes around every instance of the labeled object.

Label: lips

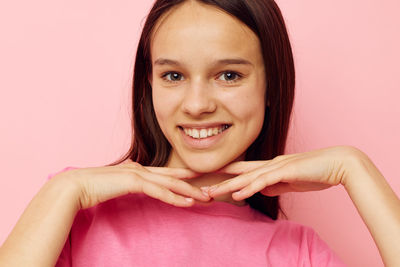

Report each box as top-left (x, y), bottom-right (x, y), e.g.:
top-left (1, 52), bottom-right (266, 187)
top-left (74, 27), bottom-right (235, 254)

top-left (177, 123), bottom-right (232, 149)
top-left (178, 122), bottom-right (232, 129)
top-left (180, 125), bottom-right (231, 139)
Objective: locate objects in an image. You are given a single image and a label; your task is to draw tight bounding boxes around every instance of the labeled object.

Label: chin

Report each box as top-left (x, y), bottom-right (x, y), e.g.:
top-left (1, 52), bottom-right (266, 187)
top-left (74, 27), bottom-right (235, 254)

top-left (183, 152), bottom-right (243, 174)
top-left (184, 159), bottom-right (227, 174)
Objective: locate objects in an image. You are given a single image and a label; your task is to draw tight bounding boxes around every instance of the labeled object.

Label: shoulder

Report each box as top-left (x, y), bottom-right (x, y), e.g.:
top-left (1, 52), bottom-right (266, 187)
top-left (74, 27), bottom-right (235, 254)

top-left (272, 219), bottom-right (331, 250)
top-left (274, 219), bottom-right (317, 239)
top-left (268, 220), bottom-right (347, 266)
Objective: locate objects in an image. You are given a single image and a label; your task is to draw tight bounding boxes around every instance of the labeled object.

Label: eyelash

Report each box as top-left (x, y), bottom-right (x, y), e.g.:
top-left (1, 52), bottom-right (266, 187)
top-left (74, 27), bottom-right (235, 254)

top-left (160, 71), bottom-right (243, 84)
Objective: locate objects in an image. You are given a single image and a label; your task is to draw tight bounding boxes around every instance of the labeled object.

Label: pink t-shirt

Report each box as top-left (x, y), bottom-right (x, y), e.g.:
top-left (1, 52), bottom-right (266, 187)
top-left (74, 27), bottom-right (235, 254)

top-left (49, 167), bottom-right (346, 266)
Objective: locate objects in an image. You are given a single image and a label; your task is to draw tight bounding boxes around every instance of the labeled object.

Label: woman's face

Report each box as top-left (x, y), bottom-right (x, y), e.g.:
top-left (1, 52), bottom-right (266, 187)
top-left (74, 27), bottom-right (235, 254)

top-left (150, 1), bottom-right (266, 173)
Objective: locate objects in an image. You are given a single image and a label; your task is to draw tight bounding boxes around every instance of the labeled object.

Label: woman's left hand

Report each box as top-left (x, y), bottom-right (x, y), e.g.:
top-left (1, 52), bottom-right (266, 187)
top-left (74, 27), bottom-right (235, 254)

top-left (203, 145), bottom-right (362, 200)
top-left (203, 145), bottom-right (400, 267)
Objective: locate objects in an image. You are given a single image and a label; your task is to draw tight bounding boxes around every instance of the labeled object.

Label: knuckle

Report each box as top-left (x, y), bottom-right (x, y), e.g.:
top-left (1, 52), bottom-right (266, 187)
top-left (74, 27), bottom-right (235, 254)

top-left (157, 188), bottom-right (168, 200)
top-left (124, 162), bottom-right (146, 173)
top-left (167, 176), bottom-right (179, 185)
top-left (252, 178), bottom-right (264, 189)
top-left (258, 172), bottom-right (275, 184)
top-left (225, 183), bottom-right (235, 192)
top-left (163, 188), bottom-right (178, 202)
top-left (166, 177), bottom-right (185, 190)
top-left (170, 193), bottom-right (184, 206)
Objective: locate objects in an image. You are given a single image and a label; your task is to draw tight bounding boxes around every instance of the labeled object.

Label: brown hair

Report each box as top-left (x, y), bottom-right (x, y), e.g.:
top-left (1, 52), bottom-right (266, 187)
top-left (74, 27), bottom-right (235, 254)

top-left (107, 0), bottom-right (295, 220)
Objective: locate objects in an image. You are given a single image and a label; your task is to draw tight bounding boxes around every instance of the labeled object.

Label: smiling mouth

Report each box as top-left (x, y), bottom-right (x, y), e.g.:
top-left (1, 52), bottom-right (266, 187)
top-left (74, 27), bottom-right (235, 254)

top-left (178, 124), bottom-right (231, 139)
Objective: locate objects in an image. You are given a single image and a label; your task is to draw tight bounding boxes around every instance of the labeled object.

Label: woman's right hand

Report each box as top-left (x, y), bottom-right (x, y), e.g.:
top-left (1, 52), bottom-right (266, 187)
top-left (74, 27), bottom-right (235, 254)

top-left (54, 159), bottom-right (211, 210)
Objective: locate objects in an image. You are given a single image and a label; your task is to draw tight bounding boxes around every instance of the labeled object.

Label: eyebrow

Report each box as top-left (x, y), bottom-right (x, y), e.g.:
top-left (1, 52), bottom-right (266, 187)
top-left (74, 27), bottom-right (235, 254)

top-left (153, 58), bottom-right (253, 67)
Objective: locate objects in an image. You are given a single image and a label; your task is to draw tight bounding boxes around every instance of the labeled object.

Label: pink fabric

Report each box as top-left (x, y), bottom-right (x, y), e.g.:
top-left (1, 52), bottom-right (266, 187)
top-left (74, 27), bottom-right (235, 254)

top-left (49, 167), bottom-right (346, 266)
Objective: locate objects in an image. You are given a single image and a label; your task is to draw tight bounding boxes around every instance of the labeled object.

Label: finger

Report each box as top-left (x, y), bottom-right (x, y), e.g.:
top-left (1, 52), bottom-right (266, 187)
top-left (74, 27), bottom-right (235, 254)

top-left (138, 178), bottom-right (196, 207)
top-left (217, 154), bottom-right (298, 175)
top-left (135, 170), bottom-right (210, 202)
top-left (231, 173), bottom-right (283, 200)
top-left (259, 182), bottom-right (293, 197)
top-left (144, 166), bottom-right (201, 179)
top-left (121, 164), bottom-right (208, 201)
top-left (208, 158), bottom-right (293, 197)
top-left (231, 161), bottom-right (305, 200)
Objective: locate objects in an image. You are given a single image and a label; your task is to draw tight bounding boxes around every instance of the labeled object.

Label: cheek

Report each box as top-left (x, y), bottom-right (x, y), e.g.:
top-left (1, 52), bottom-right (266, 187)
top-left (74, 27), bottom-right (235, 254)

top-left (240, 97), bottom-right (265, 138)
top-left (152, 87), bottom-right (180, 131)
top-left (223, 86), bottom-right (265, 142)
top-left (226, 89), bottom-right (265, 123)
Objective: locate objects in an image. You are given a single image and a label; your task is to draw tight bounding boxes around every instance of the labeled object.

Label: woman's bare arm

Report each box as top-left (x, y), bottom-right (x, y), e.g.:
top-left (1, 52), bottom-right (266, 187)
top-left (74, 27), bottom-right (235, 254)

top-left (0, 162), bottom-right (209, 266)
top-left (343, 153), bottom-right (400, 267)
top-left (208, 146), bottom-right (400, 266)
top-left (0, 175), bottom-right (81, 266)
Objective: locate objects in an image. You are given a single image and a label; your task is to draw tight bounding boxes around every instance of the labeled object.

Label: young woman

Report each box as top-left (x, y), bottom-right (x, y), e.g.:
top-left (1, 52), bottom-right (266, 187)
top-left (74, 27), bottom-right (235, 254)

top-left (1, 0), bottom-right (399, 266)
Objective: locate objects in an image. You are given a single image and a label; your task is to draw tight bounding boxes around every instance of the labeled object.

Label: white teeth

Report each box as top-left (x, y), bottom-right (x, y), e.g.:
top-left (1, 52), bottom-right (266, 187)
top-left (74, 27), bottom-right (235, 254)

top-left (212, 128), bottom-right (218, 135)
top-left (192, 129), bottom-right (199, 138)
top-left (182, 125), bottom-right (230, 139)
top-left (199, 129), bottom-right (207, 138)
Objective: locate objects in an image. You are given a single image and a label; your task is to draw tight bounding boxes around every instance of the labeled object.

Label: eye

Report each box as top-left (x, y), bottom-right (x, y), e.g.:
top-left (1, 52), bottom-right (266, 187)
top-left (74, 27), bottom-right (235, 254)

top-left (218, 71), bottom-right (242, 84)
top-left (160, 70), bottom-right (243, 84)
top-left (161, 72), bottom-right (184, 83)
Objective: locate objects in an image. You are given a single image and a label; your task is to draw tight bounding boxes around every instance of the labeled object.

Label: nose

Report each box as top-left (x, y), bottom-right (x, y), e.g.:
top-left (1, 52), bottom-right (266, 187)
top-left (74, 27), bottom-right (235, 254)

top-left (181, 78), bottom-right (216, 117)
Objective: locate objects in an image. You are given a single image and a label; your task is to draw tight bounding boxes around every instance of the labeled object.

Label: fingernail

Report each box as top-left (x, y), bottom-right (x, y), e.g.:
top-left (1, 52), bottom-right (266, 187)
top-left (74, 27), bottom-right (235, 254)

top-left (200, 186), bottom-right (209, 192)
top-left (209, 185), bottom-right (217, 193)
top-left (200, 187), bottom-right (210, 198)
top-left (185, 197), bottom-right (194, 202)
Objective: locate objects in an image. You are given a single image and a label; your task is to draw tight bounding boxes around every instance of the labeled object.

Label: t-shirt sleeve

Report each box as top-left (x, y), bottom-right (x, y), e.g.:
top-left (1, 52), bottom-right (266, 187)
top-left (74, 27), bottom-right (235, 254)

top-left (307, 227), bottom-right (347, 266)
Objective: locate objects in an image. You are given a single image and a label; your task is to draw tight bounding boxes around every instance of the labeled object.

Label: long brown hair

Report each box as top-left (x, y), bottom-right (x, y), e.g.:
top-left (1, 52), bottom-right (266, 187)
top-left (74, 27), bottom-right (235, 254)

top-left (107, 0), bottom-right (295, 220)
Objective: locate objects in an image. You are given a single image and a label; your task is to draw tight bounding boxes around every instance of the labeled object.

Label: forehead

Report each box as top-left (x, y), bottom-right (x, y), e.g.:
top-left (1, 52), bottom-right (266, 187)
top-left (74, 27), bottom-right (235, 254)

top-left (150, 1), bottom-right (263, 66)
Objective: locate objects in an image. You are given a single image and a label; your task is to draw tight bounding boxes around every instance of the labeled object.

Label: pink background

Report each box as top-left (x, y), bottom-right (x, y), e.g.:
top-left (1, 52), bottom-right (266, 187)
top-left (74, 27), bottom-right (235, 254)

top-left (1, 1), bottom-right (399, 266)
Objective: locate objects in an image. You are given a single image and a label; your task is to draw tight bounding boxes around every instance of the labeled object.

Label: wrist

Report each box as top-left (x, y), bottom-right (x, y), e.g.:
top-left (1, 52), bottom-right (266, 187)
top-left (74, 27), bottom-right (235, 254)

top-left (49, 171), bottom-right (83, 212)
top-left (339, 147), bottom-right (368, 188)
top-left (340, 147), bottom-right (377, 191)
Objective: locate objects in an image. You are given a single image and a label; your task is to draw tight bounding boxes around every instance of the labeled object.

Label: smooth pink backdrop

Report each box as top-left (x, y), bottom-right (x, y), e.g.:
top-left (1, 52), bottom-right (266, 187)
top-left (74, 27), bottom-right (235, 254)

top-left (1, 1), bottom-right (399, 266)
